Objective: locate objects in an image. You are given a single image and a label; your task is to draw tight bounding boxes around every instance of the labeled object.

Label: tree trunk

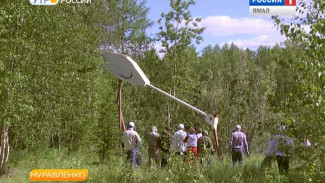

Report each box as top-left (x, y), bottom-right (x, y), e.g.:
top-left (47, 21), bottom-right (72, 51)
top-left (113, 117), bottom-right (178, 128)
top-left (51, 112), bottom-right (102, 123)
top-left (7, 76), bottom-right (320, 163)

top-left (0, 124), bottom-right (10, 172)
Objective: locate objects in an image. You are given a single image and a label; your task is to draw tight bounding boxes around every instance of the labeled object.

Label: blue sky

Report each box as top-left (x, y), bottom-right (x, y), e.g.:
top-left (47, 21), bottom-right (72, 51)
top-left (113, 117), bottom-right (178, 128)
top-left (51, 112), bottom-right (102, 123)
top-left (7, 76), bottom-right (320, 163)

top-left (146, 0), bottom-right (287, 52)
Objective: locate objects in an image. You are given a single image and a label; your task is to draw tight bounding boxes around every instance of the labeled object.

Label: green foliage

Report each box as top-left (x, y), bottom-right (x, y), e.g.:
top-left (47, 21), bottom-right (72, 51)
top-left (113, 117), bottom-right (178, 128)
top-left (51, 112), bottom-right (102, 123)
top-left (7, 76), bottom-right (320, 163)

top-left (0, 1), bottom-right (115, 152)
top-left (1, 149), bottom-right (317, 183)
top-left (156, 0), bottom-right (205, 55)
top-left (0, 0), bottom-right (324, 182)
top-left (272, 0), bottom-right (325, 179)
top-left (102, 0), bottom-right (152, 55)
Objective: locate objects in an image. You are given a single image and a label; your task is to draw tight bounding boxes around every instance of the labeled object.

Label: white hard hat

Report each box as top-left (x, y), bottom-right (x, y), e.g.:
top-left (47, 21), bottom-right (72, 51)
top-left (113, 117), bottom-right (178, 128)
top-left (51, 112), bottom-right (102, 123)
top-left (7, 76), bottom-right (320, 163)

top-left (129, 122), bottom-right (135, 128)
top-left (178, 124), bottom-right (184, 129)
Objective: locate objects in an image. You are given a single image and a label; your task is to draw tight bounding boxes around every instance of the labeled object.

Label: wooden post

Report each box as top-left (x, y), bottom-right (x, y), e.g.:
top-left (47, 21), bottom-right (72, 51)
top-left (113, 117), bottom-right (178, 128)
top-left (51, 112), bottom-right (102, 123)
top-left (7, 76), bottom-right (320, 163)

top-left (212, 128), bottom-right (221, 157)
top-left (117, 80), bottom-right (126, 132)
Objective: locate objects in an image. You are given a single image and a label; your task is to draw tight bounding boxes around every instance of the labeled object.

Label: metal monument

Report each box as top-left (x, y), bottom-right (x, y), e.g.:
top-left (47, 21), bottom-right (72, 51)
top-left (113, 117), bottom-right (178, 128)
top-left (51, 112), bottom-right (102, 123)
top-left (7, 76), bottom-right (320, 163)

top-left (103, 52), bottom-right (220, 150)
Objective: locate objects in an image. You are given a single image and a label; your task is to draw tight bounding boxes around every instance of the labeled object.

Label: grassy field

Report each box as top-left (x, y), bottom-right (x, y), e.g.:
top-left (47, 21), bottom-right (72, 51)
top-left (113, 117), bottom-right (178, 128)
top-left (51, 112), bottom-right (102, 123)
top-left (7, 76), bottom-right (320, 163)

top-left (0, 148), bottom-right (312, 183)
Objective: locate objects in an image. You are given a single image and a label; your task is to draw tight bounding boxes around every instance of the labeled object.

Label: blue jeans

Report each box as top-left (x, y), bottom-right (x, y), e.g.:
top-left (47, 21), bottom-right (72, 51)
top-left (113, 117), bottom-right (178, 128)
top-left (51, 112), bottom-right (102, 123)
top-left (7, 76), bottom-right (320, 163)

top-left (126, 149), bottom-right (137, 166)
top-left (232, 148), bottom-right (244, 166)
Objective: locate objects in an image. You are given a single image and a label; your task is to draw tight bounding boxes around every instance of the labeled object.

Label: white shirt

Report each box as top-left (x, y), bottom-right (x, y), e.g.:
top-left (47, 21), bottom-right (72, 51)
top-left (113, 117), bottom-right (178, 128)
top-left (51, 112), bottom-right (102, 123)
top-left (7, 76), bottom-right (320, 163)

top-left (171, 129), bottom-right (187, 152)
top-left (305, 139), bottom-right (311, 147)
top-left (122, 128), bottom-right (141, 151)
top-left (197, 133), bottom-right (202, 139)
top-left (186, 133), bottom-right (198, 147)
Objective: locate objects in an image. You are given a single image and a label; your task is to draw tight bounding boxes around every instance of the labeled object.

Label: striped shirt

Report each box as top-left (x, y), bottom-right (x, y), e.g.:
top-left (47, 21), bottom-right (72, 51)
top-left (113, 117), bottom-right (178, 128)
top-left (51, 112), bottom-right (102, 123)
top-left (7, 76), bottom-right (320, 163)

top-left (230, 131), bottom-right (248, 151)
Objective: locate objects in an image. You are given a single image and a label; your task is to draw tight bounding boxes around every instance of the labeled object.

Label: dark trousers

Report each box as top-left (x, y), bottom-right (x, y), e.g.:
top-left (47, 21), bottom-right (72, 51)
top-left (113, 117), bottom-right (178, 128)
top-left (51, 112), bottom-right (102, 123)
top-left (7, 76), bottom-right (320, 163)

top-left (232, 148), bottom-right (244, 166)
top-left (276, 155), bottom-right (289, 174)
top-left (161, 151), bottom-right (169, 167)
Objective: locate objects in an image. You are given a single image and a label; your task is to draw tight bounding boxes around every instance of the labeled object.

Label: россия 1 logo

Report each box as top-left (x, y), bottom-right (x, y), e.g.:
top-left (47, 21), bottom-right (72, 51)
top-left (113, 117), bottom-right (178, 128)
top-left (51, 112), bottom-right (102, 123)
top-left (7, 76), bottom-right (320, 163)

top-left (249, 0), bottom-right (296, 16)
top-left (30, 0), bottom-right (91, 5)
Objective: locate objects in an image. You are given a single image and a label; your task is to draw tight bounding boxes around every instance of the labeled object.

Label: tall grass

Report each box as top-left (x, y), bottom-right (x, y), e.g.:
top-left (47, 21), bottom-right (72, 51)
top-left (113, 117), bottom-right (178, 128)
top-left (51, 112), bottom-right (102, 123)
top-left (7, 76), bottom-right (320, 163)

top-left (0, 148), bottom-right (314, 183)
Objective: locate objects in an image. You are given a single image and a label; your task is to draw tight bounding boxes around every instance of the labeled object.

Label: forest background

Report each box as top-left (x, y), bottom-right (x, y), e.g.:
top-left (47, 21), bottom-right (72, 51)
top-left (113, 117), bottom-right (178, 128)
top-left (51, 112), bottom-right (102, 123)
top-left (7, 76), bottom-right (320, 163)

top-left (0, 0), bottom-right (324, 182)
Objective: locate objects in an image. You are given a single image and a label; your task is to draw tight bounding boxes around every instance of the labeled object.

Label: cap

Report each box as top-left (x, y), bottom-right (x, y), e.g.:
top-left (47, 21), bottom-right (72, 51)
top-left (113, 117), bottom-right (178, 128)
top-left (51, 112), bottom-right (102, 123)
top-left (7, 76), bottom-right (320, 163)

top-left (178, 124), bottom-right (184, 129)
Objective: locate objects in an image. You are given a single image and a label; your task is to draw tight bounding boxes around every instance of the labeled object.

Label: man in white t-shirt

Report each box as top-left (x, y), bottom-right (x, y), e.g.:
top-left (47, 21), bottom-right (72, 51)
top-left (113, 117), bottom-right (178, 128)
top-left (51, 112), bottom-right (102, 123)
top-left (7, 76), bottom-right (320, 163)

top-left (171, 124), bottom-right (187, 155)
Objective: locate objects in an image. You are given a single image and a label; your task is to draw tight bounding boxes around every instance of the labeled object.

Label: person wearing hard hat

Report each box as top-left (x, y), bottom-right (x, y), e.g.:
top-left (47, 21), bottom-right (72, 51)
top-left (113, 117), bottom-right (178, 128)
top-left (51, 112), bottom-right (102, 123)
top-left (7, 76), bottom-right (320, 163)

top-left (229, 125), bottom-right (249, 166)
top-left (121, 121), bottom-right (141, 166)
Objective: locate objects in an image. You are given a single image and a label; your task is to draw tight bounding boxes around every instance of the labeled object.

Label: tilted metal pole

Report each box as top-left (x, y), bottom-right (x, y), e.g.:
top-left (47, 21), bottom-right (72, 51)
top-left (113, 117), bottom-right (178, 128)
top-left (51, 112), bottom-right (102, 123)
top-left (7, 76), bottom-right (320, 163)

top-left (147, 84), bottom-right (207, 116)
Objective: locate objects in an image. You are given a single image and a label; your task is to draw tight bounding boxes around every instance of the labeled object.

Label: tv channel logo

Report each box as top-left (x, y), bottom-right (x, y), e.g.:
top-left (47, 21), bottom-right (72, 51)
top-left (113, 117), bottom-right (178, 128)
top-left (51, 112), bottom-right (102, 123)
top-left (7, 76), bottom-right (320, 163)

top-left (249, 0), bottom-right (296, 16)
top-left (30, 0), bottom-right (59, 5)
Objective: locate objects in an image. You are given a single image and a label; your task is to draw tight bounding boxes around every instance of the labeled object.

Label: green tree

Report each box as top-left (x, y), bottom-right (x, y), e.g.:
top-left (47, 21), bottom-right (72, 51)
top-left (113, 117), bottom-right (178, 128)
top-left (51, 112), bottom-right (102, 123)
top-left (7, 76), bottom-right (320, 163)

top-left (0, 1), bottom-right (105, 154)
top-left (155, 0), bottom-right (204, 125)
top-left (156, 0), bottom-right (204, 55)
top-left (102, 0), bottom-right (152, 56)
top-left (273, 0), bottom-right (325, 180)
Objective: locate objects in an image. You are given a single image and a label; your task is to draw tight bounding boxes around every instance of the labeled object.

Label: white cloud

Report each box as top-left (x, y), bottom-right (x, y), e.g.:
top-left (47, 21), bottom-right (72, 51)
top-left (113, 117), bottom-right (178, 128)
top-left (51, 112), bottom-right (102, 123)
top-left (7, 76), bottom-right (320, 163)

top-left (199, 15), bottom-right (290, 49)
top-left (201, 16), bottom-right (278, 37)
top-left (221, 34), bottom-right (286, 50)
top-left (150, 43), bottom-right (165, 59)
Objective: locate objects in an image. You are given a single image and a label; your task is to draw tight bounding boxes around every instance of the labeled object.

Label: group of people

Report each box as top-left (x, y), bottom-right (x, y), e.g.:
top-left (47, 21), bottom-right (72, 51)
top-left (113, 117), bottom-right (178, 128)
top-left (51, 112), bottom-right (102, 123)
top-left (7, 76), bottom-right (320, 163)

top-left (121, 121), bottom-right (297, 174)
top-left (121, 122), bottom-right (214, 167)
top-left (229, 124), bottom-right (297, 174)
